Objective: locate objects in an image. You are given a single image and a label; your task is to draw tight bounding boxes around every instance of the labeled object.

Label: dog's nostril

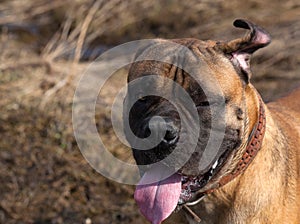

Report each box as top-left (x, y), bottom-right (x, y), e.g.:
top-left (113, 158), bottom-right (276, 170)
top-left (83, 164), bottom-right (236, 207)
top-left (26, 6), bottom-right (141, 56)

top-left (146, 118), bottom-right (179, 145)
top-left (164, 128), bottom-right (178, 143)
top-left (162, 122), bottom-right (179, 145)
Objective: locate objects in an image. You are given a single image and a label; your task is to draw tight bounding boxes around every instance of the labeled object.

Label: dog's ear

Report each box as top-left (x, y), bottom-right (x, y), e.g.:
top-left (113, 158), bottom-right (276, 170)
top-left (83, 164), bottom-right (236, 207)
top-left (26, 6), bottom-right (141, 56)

top-left (219, 19), bottom-right (271, 83)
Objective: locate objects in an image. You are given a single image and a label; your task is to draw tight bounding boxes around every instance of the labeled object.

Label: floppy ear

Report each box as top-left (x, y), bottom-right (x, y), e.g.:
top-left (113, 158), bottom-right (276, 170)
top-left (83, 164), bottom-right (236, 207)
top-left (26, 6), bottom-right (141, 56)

top-left (219, 19), bottom-right (271, 83)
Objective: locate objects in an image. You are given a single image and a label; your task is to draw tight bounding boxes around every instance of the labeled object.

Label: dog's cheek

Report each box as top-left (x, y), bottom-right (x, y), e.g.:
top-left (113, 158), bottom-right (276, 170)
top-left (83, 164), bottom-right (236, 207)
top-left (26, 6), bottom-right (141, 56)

top-left (223, 127), bottom-right (242, 150)
top-left (223, 105), bottom-right (245, 148)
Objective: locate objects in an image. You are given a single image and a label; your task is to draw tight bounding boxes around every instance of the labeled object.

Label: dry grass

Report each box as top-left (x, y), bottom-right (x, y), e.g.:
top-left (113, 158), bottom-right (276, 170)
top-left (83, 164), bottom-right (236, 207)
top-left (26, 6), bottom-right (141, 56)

top-left (1, 0), bottom-right (154, 105)
top-left (41, 0), bottom-right (152, 62)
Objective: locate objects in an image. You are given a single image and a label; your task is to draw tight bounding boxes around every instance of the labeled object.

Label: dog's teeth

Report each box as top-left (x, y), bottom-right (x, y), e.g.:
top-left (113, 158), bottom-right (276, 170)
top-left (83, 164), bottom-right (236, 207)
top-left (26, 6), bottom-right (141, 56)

top-left (212, 160), bottom-right (218, 169)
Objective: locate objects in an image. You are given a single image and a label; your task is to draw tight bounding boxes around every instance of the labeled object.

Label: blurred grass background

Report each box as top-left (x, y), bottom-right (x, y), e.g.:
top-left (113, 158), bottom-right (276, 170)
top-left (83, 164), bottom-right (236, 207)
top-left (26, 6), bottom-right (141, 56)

top-left (0, 0), bottom-right (299, 223)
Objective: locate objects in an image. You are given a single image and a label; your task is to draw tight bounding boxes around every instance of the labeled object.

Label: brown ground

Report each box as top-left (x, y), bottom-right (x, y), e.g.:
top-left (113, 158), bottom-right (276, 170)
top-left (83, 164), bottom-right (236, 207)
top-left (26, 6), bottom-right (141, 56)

top-left (0, 1), bottom-right (299, 223)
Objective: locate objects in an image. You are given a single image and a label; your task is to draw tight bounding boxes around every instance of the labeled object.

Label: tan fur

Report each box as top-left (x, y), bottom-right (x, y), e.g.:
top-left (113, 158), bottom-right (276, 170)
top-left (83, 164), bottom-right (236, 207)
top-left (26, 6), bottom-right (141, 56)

top-left (129, 22), bottom-right (300, 223)
top-left (161, 40), bottom-right (299, 223)
top-left (167, 86), bottom-right (300, 224)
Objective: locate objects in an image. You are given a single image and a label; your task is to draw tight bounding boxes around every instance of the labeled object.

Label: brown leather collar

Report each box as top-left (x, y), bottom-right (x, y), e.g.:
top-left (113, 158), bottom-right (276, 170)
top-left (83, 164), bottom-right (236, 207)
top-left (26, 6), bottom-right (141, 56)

top-left (195, 95), bottom-right (265, 194)
top-left (182, 96), bottom-right (266, 222)
top-left (183, 94), bottom-right (266, 223)
top-left (217, 96), bottom-right (266, 188)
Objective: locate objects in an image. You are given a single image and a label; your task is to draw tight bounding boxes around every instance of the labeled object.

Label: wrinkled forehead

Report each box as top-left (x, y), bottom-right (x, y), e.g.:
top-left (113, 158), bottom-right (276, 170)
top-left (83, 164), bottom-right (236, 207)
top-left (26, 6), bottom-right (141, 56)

top-left (128, 39), bottom-right (209, 78)
top-left (128, 39), bottom-right (244, 97)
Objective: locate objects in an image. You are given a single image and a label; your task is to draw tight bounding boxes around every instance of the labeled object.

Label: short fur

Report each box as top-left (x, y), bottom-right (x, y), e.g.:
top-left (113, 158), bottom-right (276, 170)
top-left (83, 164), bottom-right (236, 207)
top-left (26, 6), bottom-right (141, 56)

top-left (127, 20), bottom-right (300, 223)
top-left (169, 88), bottom-right (300, 224)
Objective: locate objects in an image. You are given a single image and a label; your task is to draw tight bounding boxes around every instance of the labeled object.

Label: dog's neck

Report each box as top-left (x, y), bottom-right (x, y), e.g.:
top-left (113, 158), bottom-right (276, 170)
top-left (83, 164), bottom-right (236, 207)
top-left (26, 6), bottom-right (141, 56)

top-left (191, 100), bottom-right (295, 223)
top-left (214, 107), bottom-right (293, 219)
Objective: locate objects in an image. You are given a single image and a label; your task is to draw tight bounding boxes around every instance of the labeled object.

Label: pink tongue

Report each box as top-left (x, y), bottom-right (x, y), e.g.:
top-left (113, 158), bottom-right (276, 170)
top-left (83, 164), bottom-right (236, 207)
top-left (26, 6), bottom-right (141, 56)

top-left (134, 165), bottom-right (181, 224)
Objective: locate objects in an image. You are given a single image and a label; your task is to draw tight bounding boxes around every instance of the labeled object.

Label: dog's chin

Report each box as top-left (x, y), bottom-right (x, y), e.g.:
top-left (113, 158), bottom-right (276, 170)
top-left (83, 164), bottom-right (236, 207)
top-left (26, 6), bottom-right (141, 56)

top-left (177, 148), bottom-right (232, 205)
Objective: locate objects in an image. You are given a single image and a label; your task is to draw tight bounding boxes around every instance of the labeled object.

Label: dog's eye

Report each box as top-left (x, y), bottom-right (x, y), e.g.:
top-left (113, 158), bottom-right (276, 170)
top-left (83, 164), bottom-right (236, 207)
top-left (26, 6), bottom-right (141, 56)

top-left (197, 101), bottom-right (210, 107)
top-left (139, 97), bottom-right (147, 101)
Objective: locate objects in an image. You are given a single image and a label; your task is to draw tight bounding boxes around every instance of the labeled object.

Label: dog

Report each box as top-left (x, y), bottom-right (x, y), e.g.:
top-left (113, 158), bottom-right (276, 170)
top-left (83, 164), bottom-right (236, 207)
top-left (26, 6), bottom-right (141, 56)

top-left (124, 19), bottom-right (300, 223)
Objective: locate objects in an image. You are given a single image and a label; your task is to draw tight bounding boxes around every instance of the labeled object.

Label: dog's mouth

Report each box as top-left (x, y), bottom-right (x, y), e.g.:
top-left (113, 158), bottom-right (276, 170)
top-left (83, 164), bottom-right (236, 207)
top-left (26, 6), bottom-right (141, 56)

top-left (178, 148), bottom-right (231, 205)
top-left (178, 168), bottom-right (215, 204)
top-left (134, 148), bottom-right (232, 224)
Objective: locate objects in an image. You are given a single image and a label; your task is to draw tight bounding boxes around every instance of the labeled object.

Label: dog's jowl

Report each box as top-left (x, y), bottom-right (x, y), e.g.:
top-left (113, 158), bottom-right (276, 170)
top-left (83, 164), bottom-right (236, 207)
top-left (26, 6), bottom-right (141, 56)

top-left (124, 19), bottom-right (300, 224)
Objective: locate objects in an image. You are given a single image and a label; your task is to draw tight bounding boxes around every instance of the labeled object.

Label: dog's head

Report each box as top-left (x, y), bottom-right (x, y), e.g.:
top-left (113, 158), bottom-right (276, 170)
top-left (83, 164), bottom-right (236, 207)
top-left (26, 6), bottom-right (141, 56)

top-left (124, 19), bottom-right (271, 223)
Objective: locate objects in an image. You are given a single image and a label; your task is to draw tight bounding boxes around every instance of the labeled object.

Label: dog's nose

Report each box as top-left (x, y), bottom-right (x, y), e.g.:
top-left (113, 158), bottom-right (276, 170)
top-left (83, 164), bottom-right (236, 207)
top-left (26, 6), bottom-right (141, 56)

top-left (148, 118), bottom-right (179, 145)
top-left (163, 124), bottom-right (179, 144)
